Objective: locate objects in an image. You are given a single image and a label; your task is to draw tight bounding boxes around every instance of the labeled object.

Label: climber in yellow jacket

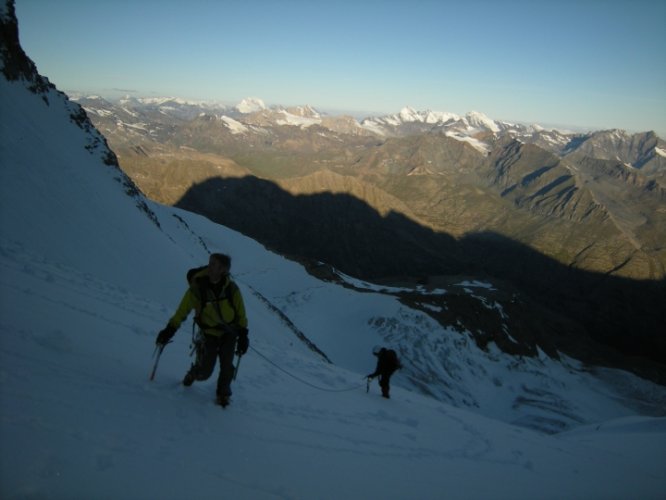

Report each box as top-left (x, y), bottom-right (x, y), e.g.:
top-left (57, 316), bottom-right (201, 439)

top-left (156, 253), bottom-right (248, 407)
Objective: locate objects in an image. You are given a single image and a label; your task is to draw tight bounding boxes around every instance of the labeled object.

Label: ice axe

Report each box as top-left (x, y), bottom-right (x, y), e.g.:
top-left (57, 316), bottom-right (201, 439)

top-left (233, 352), bottom-right (243, 381)
top-left (149, 341), bottom-right (171, 381)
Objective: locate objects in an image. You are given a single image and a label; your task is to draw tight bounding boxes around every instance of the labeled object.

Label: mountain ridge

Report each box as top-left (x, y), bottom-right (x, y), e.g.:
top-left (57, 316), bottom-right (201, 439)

top-left (77, 93), bottom-right (666, 282)
top-left (76, 93), bottom-right (666, 159)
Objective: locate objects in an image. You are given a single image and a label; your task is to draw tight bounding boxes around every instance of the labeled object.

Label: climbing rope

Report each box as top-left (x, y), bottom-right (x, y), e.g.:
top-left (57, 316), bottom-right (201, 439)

top-left (249, 345), bottom-right (366, 393)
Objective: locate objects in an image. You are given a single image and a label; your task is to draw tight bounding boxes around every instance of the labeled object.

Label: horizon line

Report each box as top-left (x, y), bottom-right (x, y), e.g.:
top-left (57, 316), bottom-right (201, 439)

top-left (65, 88), bottom-right (665, 138)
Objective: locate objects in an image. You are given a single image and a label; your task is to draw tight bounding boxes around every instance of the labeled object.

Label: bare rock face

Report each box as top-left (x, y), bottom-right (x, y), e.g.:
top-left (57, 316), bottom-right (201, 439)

top-left (566, 130), bottom-right (665, 168)
top-left (0, 0), bottom-right (160, 227)
top-left (1, 0), bottom-right (53, 94)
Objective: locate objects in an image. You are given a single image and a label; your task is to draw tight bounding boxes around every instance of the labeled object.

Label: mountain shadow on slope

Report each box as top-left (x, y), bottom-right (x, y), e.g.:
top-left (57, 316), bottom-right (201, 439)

top-left (175, 175), bottom-right (666, 383)
top-left (177, 175), bottom-right (465, 279)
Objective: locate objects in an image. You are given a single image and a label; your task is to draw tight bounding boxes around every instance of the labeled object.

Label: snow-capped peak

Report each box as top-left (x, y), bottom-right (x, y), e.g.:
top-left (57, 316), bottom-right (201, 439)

top-left (286, 104), bottom-right (321, 119)
top-left (360, 107), bottom-right (501, 147)
top-left (465, 111), bottom-right (500, 133)
top-left (220, 115), bottom-right (249, 134)
top-left (395, 108), bottom-right (461, 125)
top-left (236, 97), bottom-right (266, 114)
top-left (399, 106), bottom-right (422, 122)
top-left (137, 96), bottom-right (196, 106)
top-left (276, 109), bottom-right (321, 128)
top-left (424, 110), bottom-right (460, 124)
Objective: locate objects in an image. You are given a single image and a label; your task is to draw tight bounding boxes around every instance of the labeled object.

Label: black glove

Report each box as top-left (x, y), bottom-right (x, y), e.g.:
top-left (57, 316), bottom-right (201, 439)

top-left (236, 328), bottom-right (249, 355)
top-left (156, 324), bottom-right (176, 345)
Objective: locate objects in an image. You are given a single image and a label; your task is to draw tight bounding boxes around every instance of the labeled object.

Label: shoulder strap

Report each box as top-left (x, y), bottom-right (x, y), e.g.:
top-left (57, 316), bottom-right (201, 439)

top-left (221, 280), bottom-right (240, 321)
top-left (189, 276), bottom-right (208, 323)
top-left (206, 279), bottom-right (240, 328)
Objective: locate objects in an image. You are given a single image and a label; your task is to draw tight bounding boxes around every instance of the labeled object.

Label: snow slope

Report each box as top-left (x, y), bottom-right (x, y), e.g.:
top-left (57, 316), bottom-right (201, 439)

top-left (1, 40), bottom-right (666, 500)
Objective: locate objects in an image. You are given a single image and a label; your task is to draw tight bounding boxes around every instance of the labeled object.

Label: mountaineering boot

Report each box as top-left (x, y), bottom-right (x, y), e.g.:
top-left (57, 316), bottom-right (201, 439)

top-left (380, 380), bottom-right (390, 399)
top-left (183, 367), bottom-right (196, 387)
top-left (216, 394), bottom-right (230, 408)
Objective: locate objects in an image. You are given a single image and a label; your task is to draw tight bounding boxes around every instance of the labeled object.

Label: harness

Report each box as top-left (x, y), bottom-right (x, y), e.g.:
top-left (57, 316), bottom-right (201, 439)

top-left (193, 276), bottom-right (240, 333)
top-left (189, 278), bottom-right (240, 358)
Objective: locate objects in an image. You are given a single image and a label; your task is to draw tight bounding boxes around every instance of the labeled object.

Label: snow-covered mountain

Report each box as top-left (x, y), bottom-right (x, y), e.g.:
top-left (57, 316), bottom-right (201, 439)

top-left (75, 93), bottom-right (666, 170)
top-left (360, 106), bottom-right (575, 154)
top-left (117, 95), bottom-right (230, 120)
top-left (361, 107), bottom-right (501, 135)
top-left (2, 2), bottom-right (666, 497)
top-left (361, 107), bottom-right (508, 137)
top-left (360, 107), bottom-right (666, 166)
top-left (235, 96), bottom-right (266, 114)
top-left (240, 105), bottom-right (324, 129)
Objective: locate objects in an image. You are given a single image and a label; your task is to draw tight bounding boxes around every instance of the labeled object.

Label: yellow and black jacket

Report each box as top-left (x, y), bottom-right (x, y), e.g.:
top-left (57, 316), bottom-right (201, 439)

top-left (168, 272), bottom-right (247, 337)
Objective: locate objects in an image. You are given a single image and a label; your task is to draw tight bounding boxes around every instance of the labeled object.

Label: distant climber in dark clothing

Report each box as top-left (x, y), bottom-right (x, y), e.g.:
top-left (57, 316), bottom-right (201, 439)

top-left (367, 347), bottom-right (402, 398)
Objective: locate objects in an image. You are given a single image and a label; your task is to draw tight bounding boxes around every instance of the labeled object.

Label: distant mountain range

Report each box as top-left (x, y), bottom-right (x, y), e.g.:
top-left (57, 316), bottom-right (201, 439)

top-left (74, 93), bottom-right (666, 168)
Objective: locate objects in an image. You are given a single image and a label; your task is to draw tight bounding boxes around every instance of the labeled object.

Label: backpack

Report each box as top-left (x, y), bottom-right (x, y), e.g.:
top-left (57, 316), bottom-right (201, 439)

top-left (385, 349), bottom-right (401, 370)
top-left (186, 265), bottom-right (207, 285)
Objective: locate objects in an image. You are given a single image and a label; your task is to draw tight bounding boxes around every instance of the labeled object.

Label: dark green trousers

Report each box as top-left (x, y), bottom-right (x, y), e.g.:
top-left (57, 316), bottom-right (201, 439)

top-left (190, 331), bottom-right (238, 397)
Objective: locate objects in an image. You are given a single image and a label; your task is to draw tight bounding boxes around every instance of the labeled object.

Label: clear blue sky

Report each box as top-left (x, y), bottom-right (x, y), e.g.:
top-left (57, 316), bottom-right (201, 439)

top-left (14, 0), bottom-right (666, 135)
